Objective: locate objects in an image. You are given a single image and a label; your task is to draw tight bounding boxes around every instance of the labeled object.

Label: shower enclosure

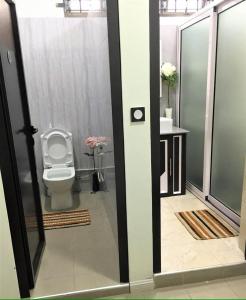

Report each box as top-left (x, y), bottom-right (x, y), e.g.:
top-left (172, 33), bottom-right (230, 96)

top-left (177, 0), bottom-right (246, 224)
top-left (209, 0), bottom-right (246, 222)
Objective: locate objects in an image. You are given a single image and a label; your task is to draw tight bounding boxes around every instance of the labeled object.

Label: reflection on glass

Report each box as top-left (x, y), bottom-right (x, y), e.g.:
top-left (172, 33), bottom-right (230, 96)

top-left (0, 45), bottom-right (41, 268)
top-left (180, 17), bottom-right (209, 191)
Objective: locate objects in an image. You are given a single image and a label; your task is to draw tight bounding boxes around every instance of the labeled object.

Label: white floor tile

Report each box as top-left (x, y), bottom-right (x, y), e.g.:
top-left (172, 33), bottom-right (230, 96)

top-left (31, 191), bottom-right (120, 297)
top-left (187, 280), bottom-right (237, 299)
top-left (225, 276), bottom-right (246, 298)
top-left (161, 192), bottom-right (245, 273)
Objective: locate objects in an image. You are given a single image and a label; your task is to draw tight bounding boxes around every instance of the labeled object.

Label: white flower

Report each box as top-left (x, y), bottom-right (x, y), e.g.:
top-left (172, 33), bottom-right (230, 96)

top-left (161, 62), bottom-right (176, 77)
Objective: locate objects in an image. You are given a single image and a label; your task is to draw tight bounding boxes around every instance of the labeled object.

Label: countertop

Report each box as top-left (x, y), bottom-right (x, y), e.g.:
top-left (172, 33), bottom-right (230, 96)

top-left (160, 126), bottom-right (189, 136)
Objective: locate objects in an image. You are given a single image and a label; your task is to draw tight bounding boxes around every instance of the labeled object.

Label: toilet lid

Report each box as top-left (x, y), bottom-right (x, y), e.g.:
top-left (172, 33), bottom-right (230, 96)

top-left (41, 128), bottom-right (74, 168)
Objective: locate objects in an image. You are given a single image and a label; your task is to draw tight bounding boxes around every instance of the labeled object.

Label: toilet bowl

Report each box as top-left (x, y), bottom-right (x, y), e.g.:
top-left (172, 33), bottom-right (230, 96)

top-left (41, 128), bottom-right (75, 210)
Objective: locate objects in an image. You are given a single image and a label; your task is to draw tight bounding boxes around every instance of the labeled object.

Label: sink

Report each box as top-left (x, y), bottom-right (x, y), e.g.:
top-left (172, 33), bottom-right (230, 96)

top-left (160, 117), bottom-right (173, 132)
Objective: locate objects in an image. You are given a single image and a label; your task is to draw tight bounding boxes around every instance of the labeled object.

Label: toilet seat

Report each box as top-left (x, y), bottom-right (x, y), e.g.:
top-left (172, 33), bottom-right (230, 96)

top-left (41, 128), bottom-right (74, 169)
top-left (41, 128), bottom-right (75, 210)
top-left (43, 167), bottom-right (75, 181)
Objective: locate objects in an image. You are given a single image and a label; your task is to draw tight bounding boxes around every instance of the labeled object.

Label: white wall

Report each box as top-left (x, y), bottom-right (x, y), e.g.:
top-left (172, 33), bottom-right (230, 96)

top-left (160, 16), bottom-right (189, 122)
top-left (0, 172), bottom-right (20, 299)
top-left (118, 0), bottom-right (153, 286)
top-left (160, 16), bottom-right (189, 26)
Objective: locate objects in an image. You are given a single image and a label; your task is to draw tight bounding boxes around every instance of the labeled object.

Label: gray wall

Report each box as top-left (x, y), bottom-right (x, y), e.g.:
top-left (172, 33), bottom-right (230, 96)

top-left (18, 16), bottom-right (119, 243)
top-left (18, 18), bottom-right (114, 184)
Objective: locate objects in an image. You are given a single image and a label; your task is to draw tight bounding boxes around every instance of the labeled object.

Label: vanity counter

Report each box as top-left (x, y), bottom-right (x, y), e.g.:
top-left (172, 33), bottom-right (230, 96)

top-left (160, 126), bottom-right (189, 136)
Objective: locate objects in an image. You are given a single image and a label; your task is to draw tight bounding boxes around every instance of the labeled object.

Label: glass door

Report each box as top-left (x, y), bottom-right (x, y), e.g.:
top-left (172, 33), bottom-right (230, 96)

top-left (209, 0), bottom-right (246, 220)
top-left (0, 0), bottom-right (45, 289)
top-left (179, 17), bottom-right (210, 192)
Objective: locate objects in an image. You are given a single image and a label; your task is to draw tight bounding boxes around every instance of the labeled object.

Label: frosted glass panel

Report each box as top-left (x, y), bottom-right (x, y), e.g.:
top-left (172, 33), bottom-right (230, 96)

top-left (180, 18), bottom-right (209, 191)
top-left (210, 1), bottom-right (246, 215)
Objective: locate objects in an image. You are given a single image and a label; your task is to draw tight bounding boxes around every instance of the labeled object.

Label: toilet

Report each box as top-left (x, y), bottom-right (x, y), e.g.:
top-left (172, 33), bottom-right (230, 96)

top-left (41, 128), bottom-right (75, 210)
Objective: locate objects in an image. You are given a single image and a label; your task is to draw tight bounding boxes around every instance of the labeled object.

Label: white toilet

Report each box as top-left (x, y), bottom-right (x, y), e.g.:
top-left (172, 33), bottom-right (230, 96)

top-left (41, 128), bottom-right (75, 210)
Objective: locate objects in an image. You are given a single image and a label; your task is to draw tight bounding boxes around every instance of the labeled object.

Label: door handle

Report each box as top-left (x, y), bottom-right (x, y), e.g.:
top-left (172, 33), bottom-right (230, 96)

top-left (30, 125), bottom-right (38, 135)
top-left (16, 126), bottom-right (38, 136)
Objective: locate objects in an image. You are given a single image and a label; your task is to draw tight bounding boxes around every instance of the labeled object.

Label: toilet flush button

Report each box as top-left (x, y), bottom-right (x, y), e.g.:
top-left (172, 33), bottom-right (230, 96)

top-left (131, 107), bottom-right (145, 122)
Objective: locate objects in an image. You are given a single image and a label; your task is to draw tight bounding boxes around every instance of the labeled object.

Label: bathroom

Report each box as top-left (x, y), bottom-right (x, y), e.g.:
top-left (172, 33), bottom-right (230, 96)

top-left (2, 0), bottom-right (246, 298)
top-left (156, 0), bottom-right (246, 278)
top-left (8, 0), bottom-right (128, 297)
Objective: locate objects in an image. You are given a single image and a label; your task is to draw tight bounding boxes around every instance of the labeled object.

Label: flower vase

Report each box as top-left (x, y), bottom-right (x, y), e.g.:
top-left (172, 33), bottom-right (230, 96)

top-left (165, 107), bottom-right (173, 119)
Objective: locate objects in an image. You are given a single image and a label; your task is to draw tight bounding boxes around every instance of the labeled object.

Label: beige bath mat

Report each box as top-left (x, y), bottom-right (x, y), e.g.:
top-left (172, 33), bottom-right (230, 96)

top-left (43, 209), bottom-right (91, 230)
top-left (175, 209), bottom-right (238, 240)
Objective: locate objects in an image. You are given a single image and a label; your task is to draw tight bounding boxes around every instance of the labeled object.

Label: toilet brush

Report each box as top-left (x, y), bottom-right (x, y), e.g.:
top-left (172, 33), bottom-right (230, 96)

top-left (83, 149), bottom-right (99, 193)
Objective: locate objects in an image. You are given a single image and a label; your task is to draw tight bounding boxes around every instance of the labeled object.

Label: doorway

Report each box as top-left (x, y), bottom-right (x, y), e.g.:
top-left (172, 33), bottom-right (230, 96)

top-left (0, 0), bottom-right (129, 298)
top-left (151, 0), bottom-right (246, 278)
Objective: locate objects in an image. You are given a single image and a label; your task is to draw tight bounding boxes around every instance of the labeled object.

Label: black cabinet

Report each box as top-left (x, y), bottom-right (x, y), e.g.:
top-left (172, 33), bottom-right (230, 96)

top-left (160, 133), bottom-right (187, 197)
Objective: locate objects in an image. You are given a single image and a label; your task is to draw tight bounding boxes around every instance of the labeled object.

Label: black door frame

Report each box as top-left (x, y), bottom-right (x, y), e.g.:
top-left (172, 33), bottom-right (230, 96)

top-left (0, 72), bottom-right (31, 298)
top-left (107, 0), bottom-right (129, 283)
top-left (149, 0), bottom-right (161, 273)
top-left (0, 0), bottom-right (45, 296)
top-left (0, 0), bottom-right (129, 297)
top-left (9, 0), bottom-right (46, 283)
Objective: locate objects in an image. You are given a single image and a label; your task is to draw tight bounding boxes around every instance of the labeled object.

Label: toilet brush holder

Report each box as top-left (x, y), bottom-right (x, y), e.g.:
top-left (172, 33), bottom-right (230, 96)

top-left (92, 171), bottom-right (100, 192)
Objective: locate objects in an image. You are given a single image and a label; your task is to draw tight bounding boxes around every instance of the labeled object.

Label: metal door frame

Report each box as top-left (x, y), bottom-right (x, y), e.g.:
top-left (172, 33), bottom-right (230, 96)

top-left (0, 0), bottom-right (129, 297)
top-left (150, 0), bottom-right (161, 274)
top-left (206, 0), bottom-right (245, 226)
top-left (0, 0), bottom-right (45, 296)
top-left (9, 0), bottom-right (46, 280)
top-left (176, 9), bottom-right (214, 201)
top-left (0, 65), bottom-right (31, 299)
top-left (177, 0), bottom-right (245, 225)
top-left (107, 0), bottom-right (129, 283)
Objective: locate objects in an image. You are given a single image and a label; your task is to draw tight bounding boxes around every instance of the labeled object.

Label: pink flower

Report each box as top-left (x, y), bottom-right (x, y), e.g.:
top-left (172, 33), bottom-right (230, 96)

top-left (84, 136), bottom-right (110, 149)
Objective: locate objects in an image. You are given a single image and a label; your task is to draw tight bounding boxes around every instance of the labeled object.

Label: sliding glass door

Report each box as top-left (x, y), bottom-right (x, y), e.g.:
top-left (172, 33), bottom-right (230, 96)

top-left (210, 1), bottom-right (246, 217)
top-left (179, 17), bottom-right (210, 192)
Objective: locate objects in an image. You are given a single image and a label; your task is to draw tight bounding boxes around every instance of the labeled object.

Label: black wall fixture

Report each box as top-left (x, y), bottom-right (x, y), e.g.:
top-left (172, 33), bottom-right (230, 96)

top-left (131, 107), bottom-right (145, 122)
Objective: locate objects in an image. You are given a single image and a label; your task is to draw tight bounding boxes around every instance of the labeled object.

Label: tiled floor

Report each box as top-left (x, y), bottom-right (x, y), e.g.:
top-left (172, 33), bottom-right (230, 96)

top-left (31, 191), bottom-right (120, 298)
top-left (161, 190), bottom-right (245, 273)
top-left (109, 275), bottom-right (246, 299)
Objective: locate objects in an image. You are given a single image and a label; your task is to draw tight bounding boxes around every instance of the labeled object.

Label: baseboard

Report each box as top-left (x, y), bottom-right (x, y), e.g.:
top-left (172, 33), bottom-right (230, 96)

top-left (130, 278), bottom-right (154, 293)
top-left (154, 262), bottom-right (246, 288)
top-left (33, 283), bottom-right (129, 299)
